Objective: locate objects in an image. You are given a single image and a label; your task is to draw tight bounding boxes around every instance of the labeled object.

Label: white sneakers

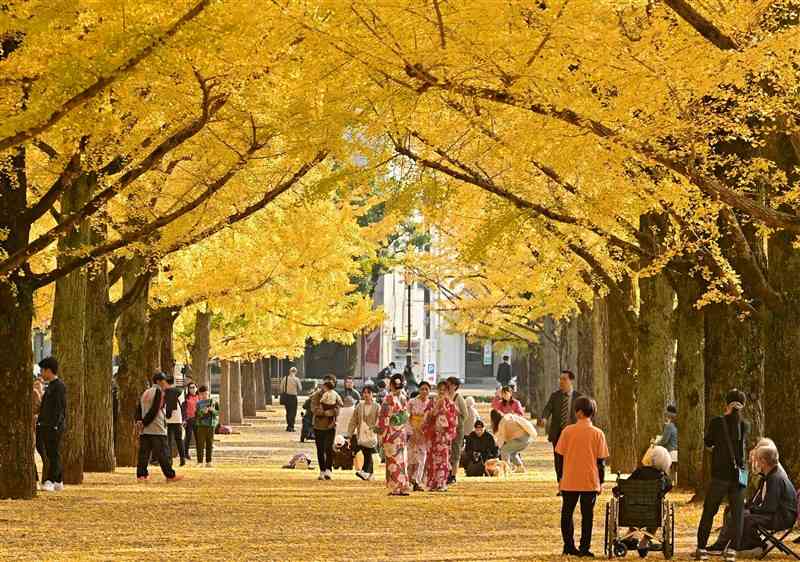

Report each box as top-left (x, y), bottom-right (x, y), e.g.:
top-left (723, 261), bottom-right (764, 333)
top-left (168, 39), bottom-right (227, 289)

top-left (41, 481), bottom-right (56, 492)
top-left (318, 470), bottom-right (333, 480)
top-left (53, 482), bottom-right (64, 491)
top-left (318, 472), bottom-right (326, 480)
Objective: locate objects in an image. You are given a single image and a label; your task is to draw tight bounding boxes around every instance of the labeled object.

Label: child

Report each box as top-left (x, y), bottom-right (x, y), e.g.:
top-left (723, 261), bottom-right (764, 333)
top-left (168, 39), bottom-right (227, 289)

top-left (195, 386), bottom-right (219, 468)
top-left (321, 382), bottom-right (341, 411)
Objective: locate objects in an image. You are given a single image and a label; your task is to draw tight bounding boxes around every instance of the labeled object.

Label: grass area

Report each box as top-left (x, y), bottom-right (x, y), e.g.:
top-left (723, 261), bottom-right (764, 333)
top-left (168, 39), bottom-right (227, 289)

top-left (0, 403), bottom-right (770, 561)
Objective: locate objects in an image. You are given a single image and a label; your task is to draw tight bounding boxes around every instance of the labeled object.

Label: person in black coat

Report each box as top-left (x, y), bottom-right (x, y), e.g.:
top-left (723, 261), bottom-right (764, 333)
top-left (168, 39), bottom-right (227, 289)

top-left (540, 370), bottom-right (581, 484)
top-left (464, 420), bottom-right (500, 476)
top-left (36, 357), bottom-right (67, 491)
top-left (695, 389), bottom-right (750, 558)
top-left (496, 356), bottom-right (512, 387)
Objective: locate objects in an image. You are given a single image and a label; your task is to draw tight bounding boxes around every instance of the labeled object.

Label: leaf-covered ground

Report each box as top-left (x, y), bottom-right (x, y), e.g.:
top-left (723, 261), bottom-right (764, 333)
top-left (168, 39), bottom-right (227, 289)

top-left (0, 404), bottom-right (772, 561)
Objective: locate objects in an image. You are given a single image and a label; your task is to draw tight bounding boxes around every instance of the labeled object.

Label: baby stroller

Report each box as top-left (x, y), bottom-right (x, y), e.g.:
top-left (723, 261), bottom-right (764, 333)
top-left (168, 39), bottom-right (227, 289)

top-left (605, 478), bottom-right (675, 559)
top-left (300, 398), bottom-right (315, 443)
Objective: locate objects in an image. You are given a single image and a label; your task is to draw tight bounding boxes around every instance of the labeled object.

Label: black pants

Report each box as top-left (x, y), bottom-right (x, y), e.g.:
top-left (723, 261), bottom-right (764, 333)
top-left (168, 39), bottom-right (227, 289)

top-left (561, 491), bottom-right (598, 553)
top-left (717, 509), bottom-right (776, 551)
top-left (167, 424), bottom-right (184, 462)
top-left (37, 426), bottom-right (63, 484)
top-left (315, 428), bottom-right (335, 472)
top-left (553, 443), bottom-right (564, 482)
top-left (183, 418), bottom-right (196, 459)
top-left (359, 446), bottom-right (375, 474)
top-left (137, 434), bottom-right (176, 479)
top-left (284, 395), bottom-right (298, 430)
top-left (195, 426), bottom-right (214, 463)
top-left (698, 478), bottom-right (745, 550)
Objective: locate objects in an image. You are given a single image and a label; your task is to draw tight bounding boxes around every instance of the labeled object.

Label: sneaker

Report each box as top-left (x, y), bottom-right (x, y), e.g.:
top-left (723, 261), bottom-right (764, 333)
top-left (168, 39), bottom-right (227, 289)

top-left (318, 472), bottom-right (326, 480)
top-left (367, 473), bottom-right (375, 481)
top-left (205, 463), bottom-right (213, 469)
top-left (41, 481), bottom-right (55, 492)
top-left (355, 471), bottom-right (368, 481)
top-left (53, 482), bottom-right (64, 492)
top-left (324, 470), bottom-right (332, 480)
top-left (166, 475), bottom-right (184, 483)
top-left (694, 548), bottom-right (709, 560)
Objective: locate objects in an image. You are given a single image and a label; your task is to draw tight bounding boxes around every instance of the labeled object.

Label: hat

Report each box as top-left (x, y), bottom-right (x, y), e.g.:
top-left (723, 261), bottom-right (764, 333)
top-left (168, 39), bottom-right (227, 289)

top-left (474, 419), bottom-right (485, 428)
top-left (725, 389), bottom-right (746, 409)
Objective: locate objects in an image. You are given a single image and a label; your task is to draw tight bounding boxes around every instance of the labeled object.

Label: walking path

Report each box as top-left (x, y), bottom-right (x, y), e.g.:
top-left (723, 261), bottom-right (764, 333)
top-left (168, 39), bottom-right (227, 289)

top-left (2, 404), bottom-right (715, 561)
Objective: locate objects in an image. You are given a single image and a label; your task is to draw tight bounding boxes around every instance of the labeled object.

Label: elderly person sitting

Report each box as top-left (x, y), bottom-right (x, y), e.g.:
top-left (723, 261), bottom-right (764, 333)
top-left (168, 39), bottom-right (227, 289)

top-left (709, 443), bottom-right (798, 554)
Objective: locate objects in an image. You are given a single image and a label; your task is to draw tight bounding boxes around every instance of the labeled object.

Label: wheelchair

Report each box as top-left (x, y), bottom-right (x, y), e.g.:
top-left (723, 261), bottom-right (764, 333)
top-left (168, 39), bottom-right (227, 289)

top-left (604, 478), bottom-right (675, 559)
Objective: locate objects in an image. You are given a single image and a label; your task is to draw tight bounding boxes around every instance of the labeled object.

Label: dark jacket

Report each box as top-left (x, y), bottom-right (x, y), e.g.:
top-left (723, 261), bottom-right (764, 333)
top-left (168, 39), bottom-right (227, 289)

top-left (465, 431), bottom-right (500, 463)
top-left (541, 389), bottom-right (581, 443)
top-left (629, 466), bottom-right (673, 496)
top-left (704, 414), bottom-right (750, 482)
top-left (750, 465), bottom-right (798, 531)
top-left (164, 387), bottom-right (182, 420)
top-left (38, 378), bottom-right (67, 431)
top-left (342, 388), bottom-right (361, 404)
top-left (497, 362), bottom-right (512, 385)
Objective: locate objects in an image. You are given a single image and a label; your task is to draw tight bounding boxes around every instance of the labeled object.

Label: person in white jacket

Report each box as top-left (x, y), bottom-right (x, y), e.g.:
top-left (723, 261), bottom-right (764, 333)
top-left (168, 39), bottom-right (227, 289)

top-left (336, 396), bottom-right (356, 437)
top-left (490, 409), bottom-right (538, 472)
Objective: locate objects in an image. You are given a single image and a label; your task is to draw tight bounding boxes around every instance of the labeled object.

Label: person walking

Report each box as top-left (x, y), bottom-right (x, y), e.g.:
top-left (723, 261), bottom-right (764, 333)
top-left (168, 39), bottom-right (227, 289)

top-left (164, 375), bottom-right (185, 467)
top-left (491, 386), bottom-right (525, 416)
top-left (342, 376), bottom-right (361, 404)
top-left (37, 357), bottom-right (66, 492)
top-left (424, 380), bottom-right (458, 492)
top-left (195, 385), bottom-right (219, 467)
top-left (541, 370), bottom-right (581, 485)
top-left (497, 355), bottom-right (512, 387)
top-left (311, 374), bottom-right (341, 480)
top-left (446, 377), bottom-right (467, 485)
top-left (378, 373), bottom-right (412, 496)
top-left (280, 366), bottom-right (301, 432)
top-left (556, 397), bottom-right (609, 557)
top-left (135, 373), bottom-right (182, 482)
top-left (694, 389), bottom-right (750, 560)
top-left (348, 386), bottom-right (380, 481)
top-left (182, 382), bottom-right (200, 461)
top-left (407, 381), bottom-right (433, 491)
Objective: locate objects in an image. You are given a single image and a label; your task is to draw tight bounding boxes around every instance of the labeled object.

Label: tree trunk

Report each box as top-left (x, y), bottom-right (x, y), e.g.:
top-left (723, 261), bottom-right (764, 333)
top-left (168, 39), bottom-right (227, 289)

top-left (559, 316), bottom-right (579, 379)
top-left (191, 310), bottom-right (211, 387)
top-left (50, 173), bottom-right (92, 485)
top-left (114, 261), bottom-right (153, 467)
top-left (606, 282), bottom-right (639, 473)
top-left (591, 297), bottom-right (611, 430)
top-left (151, 307), bottom-right (178, 377)
top-left (765, 231), bottom-right (800, 481)
top-left (229, 361), bottom-right (244, 424)
top-left (576, 308), bottom-right (594, 396)
top-left (527, 344), bottom-right (544, 416)
top-left (704, 303), bottom-right (765, 444)
top-left (83, 250), bottom-right (115, 473)
top-left (636, 271), bottom-right (675, 458)
top-left (219, 360), bottom-right (231, 426)
top-left (541, 317), bottom-right (560, 406)
top-left (242, 361), bottom-right (257, 418)
top-left (673, 274), bottom-right (705, 492)
top-left (0, 147), bottom-right (35, 499)
top-left (254, 359), bottom-right (266, 410)
top-left (513, 351), bottom-right (531, 411)
top-left (262, 357), bottom-right (273, 405)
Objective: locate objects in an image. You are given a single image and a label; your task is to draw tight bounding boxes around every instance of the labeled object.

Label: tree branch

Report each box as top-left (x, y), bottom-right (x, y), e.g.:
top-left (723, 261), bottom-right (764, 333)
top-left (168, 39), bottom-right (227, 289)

top-left (109, 268), bottom-right (153, 320)
top-left (0, 0), bottom-right (212, 153)
top-left (24, 141), bottom-right (85, 222)
top-left (662, 0), bottom-right (740, 50)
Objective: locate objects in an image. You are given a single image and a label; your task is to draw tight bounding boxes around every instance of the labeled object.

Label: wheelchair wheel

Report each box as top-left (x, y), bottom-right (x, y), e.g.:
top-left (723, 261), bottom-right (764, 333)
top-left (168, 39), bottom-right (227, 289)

top-left (613, 542), bottom-right (629, 558)
top-left (662, 503), bottom-right (675, 560)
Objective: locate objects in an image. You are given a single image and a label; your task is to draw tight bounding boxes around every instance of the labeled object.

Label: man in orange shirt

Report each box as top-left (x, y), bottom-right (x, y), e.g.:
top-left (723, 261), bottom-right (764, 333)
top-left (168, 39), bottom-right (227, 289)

top-left (555, 396), bottom-right (609, 557)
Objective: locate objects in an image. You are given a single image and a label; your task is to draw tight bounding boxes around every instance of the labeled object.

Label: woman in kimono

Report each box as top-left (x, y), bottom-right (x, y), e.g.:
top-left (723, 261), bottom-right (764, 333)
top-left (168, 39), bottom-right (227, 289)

top-left (406, 381), bottom-right (433, 491)
top-left (424, 380), bottom-right (458, 492)
top-left (378, 373), bottom-right (411, 496)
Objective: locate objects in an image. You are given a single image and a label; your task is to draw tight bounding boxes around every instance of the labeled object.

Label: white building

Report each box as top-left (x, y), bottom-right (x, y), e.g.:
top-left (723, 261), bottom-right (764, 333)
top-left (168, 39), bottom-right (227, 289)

top-left (364, 269), bottom-right (508, 386)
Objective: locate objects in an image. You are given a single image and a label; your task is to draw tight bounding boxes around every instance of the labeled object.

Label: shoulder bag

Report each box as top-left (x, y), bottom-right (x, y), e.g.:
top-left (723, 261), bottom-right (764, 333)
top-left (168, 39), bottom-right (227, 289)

top-left (721, 417), bottom-right (749, 488)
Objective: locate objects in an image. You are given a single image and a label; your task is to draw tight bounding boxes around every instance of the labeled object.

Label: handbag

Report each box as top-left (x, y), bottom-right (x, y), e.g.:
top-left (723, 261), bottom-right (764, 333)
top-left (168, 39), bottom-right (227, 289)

top-left (279, 376), bottom-right (288, 406)
top-left (721, 417), bottom-right (748, 488)
top-left (357, 420), bottom-right (378, 449)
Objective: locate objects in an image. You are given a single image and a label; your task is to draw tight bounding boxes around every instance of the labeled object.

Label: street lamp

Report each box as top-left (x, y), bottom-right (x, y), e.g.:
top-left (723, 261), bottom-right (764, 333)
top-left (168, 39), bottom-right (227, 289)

top-left (404, 269), bottom-right (412, 370)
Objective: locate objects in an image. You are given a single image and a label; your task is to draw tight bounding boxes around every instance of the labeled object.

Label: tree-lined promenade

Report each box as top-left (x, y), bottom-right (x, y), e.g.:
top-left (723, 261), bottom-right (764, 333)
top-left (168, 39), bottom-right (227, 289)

top-left (2, 0), bottom-right (800, 535)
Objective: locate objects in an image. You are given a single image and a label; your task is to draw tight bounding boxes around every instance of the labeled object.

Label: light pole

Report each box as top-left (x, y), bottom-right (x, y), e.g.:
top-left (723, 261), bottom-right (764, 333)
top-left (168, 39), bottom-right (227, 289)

top-left (404, 269), bottom-right (412, 370)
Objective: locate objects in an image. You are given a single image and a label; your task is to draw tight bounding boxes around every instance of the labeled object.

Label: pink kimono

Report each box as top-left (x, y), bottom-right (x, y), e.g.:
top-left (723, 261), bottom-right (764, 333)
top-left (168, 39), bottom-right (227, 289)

top-left (424, 396), bottom-right (457, 491)
top-left (406, 396), bottom-right (432, 486)
top-left (378, 392), bottom-right (411, 495)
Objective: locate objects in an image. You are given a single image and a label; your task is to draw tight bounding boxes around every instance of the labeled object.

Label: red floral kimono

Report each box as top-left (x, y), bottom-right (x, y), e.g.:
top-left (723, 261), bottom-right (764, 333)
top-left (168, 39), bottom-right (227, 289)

top-left (378, 392), bottom-right (411, 495)
top-left (424, 396), bottom-right (457, 491)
